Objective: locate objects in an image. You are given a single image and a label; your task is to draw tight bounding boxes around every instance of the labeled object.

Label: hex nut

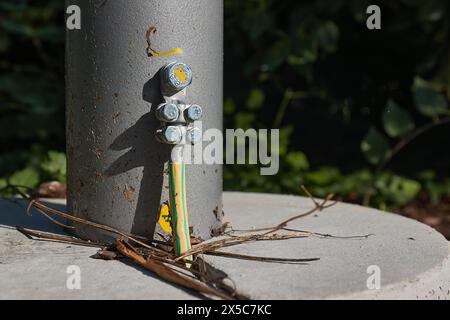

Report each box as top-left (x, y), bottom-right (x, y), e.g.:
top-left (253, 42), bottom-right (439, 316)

top-left (185, 104), bottom-right (203, 122)
top-left (156, 103), bottom-right (179, 122)
top-left (156, 126), bottom-right (182, 144)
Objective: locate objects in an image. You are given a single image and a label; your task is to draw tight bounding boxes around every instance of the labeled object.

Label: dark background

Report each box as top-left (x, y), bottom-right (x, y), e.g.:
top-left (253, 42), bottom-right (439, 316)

top-left (0, 1), bottom-right (449, 237)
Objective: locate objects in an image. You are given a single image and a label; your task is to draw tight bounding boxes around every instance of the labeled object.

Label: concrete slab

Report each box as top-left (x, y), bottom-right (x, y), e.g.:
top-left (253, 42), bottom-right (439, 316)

top-left (0, 192), bottom-right (449, 300)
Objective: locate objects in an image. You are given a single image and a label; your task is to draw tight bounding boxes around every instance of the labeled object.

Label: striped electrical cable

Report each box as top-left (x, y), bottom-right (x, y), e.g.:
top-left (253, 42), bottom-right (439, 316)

top-left (169, 161), bottom-right (192, 265)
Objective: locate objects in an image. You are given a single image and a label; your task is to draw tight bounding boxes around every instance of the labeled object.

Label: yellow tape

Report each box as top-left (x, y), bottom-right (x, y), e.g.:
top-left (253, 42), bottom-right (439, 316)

top-left (150, 48), bottom-right (184, 57)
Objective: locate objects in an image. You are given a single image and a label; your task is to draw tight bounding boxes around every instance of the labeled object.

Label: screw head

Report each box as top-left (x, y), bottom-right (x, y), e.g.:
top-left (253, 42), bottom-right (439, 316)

top-left (161, 62), bottom-right (193, 96)
top-left (163, 126), bottom-right (182, 144)
top-left (185, 104), bottom-right (203, 122)
top-left (157, 103), bottom-right (179, 122)
top-left (186, 127), bottom-right (202, 144)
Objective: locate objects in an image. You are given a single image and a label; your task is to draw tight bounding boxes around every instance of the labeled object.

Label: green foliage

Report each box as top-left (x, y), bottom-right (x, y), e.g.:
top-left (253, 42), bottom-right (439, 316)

top-left (0, 0), bottom-right (65, 189)
top-left (361, 127), bottom-right (390, 165)
top-left (225, 0), bottom-right (450, 209)
top-left (8, 167), bottom-right (39, 189)
top-left (285, 152), bottom-right (309, 171)
top-left (374, 173), bottom-right (421, 209)
top-left (413, 77), bottom-right (448, 118)
top-left (382, 100), bottom-right (415, 138)
top-left (41, 151), bottom-right (67, 183)
top-left (0, 151), bottom-right (66, 196)
top-left (225, 162), bottom-right (423, 209)
top-left (417, 170), bottom-right (450, 204)
top-left (246, 89), bottom-right (265, 111)
top-left (1, 1), bottom-right (449, 212)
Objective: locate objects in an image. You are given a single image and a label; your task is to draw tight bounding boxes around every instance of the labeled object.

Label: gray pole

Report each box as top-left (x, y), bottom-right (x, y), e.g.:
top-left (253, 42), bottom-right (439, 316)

top-left (66, 0), bottom-right (223, 242)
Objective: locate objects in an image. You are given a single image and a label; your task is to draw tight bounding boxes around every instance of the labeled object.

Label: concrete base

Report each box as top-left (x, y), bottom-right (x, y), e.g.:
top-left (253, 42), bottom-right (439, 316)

top-left (0, 192), bottom-right (449, 300)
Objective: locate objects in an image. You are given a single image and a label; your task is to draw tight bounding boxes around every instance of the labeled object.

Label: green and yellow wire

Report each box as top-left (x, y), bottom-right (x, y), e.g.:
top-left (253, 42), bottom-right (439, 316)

top-left (168, 160), bottom-right (192, 265)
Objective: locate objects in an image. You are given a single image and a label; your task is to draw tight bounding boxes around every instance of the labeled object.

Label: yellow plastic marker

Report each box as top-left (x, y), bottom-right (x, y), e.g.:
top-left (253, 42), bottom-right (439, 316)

top-left (158, 204), bottom-right (172, 234)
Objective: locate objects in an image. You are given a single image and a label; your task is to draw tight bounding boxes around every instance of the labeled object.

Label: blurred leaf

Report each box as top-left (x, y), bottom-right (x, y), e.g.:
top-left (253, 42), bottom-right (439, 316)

top-left (339, 169), bottom-right (373, 195)
top-left (0, 178), bottom-right (7, 190)
top-left (286, 151), bottom-right (310, 171)
top-left (361, 127), bottom-right (390, 165)
top-left (306, 167), bottom-right (341, 185)
top-left (417, 169), bottom-right (436, 180)
top-left (234, 112), bottom-right (256, 129)
top-left (35, 25), bottom-right (64, 43)
top-left (246, 89), bottom-right (265, 110)
top-left (291, 28), bottom-right (318, 63)
top-left (348, 0), bottom-right (371, 23)
top-left (396, 178), bottom-right (421, 204)
top-left (375, 173), bottom-right (421, 206)
top-left (1, 19), bottom-right (34, 37)
top-left (41, 151), bottom-right (66, 183)
top-left (417, 0), bottom-right (444, 22)
top-left (433, 51), bottom-right (450, 99)
top-left (241, 11), bottom-right (274, 40)
top-left (315, 21), bottom-right (340, 54)
top-left (278, 126), bottom-right (293, 156)
top-left (8, 168), bottom-right (39, 188)
top-left (224, 98), bottom-right (235, 115)
top-left (382, 100), bottom-right (415, 137)
top-left (413, 77), bottom-right (448, 117)
top-left (261, 36), bottom-right (291, 72)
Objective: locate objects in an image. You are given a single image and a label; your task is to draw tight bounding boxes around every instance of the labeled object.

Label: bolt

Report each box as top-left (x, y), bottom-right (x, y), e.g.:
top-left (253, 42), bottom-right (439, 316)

top-left (156, 126), bottom-right (182, 144)
top-left (156, 103), bottom-right (179, 122)
top-left (185, 104), bottom-right (203, 122)
top-left (186, 127), bottom-right (202, 144)
top-left (161, 61), bottom-right (193, 96)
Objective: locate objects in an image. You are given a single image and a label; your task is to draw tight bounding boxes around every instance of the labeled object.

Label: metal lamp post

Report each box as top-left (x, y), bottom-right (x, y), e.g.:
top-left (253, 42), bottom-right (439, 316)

top-left (66, 0), bottom-right (223, 242)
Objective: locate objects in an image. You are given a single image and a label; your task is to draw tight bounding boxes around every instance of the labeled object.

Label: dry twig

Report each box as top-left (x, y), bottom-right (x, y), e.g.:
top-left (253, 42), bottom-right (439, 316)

top-left (204, 251), bottom-right (319, 264)
top-left (16, 227), bottom-right (105, 247)
top-left (174, 232), bottom-right (311, 262)
top-left (230, 186), bottom-right (337, 235)
top-left (115, 240), bottom-right (232, 300)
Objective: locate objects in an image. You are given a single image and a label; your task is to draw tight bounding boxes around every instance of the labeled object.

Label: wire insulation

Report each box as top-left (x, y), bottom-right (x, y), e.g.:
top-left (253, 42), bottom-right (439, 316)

top-left (169, 161), bottom-right (192, 264)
